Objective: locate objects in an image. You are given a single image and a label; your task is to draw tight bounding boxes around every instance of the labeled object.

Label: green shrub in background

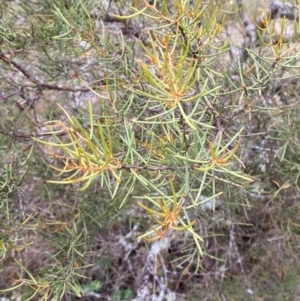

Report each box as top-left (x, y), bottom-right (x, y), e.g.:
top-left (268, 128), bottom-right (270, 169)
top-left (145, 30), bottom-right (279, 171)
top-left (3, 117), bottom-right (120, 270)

top-left (1, 0), bottom-right (300, 300)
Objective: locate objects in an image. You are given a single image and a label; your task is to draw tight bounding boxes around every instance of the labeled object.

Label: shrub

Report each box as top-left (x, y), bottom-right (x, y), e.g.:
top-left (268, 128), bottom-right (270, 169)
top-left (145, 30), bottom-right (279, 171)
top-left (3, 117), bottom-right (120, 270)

top-left (1, 0), bottom-right (300, 300)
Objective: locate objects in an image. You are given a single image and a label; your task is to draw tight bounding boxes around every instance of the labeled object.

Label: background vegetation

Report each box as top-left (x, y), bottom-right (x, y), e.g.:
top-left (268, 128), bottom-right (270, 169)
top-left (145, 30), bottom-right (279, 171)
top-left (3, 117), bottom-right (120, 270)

top-left (1, 0), bottom-right (300, 300)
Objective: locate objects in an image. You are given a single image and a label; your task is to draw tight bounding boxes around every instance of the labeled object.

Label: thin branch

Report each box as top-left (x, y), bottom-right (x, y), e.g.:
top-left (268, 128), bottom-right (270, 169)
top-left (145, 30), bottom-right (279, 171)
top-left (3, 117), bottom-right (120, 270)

top-left (0, 54), bottom-right (96, 93)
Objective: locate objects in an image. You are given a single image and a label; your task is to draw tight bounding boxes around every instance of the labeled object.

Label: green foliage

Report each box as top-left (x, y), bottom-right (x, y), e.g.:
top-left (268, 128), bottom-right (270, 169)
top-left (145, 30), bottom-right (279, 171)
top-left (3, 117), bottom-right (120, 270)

top-left (1, 0), bottom-right (300, 300)
top-left (31, 0), bottom-right (255, 261)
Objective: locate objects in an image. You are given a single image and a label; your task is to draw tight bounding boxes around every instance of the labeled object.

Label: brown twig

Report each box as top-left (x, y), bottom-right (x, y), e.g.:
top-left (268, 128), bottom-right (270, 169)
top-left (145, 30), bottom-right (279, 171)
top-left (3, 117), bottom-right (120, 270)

top-left (0, 54), bottom-right (94, 93)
